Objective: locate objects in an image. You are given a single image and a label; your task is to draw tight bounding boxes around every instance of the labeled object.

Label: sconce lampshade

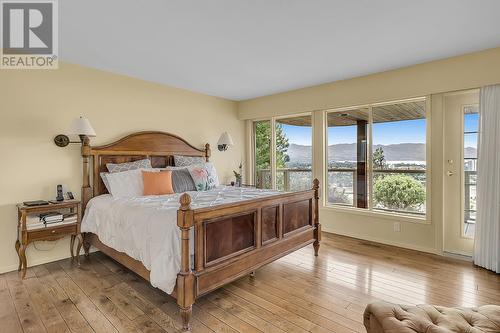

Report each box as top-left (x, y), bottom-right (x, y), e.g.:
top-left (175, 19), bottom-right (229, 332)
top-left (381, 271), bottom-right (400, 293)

top-left (217, 132), bottom-right (234, 151)
top-left (54, 116), bottom-right (96, 147)
top-left (69, 116), bottom-right (96, 137)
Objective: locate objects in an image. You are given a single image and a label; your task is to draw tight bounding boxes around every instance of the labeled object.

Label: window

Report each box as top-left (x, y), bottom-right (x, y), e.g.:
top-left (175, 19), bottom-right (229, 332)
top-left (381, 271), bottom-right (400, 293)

top-left (463, 105), bottom-right (478, 238)
top-left (253, 114), bottom-right (312, 191)
top-left (327, 108), bottom-right (369, 207)
top-left (254, 120), bottom-right (272, 189)
top-left (326, 98), bottom-right (428, 217)
top-left (275, 115), bottom-right (312, 191)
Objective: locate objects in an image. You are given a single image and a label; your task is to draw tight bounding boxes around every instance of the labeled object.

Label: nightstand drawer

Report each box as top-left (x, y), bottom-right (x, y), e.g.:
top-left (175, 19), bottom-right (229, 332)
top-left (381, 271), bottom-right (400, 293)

top-left (28, 224), bottom-right (77, 242)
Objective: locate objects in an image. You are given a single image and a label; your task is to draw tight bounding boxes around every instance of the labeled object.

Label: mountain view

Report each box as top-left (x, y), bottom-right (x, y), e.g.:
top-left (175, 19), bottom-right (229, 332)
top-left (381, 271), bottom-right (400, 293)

top-left (286, 143), bottom-right (477, 165)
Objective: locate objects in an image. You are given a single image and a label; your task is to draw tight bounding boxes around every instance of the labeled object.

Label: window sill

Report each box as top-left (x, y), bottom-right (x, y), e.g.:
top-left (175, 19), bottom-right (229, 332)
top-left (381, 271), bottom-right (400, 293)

top-left (321, 204), bottom-right (431, 225)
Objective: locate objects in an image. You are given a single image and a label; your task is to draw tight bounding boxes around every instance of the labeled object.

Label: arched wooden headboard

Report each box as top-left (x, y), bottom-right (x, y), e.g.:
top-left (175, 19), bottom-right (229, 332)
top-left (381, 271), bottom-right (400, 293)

top-left (81, 131), bottom-right (210, 211)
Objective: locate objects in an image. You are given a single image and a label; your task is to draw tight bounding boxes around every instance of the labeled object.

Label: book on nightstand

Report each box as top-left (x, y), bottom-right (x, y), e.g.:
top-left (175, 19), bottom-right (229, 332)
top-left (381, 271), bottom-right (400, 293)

top-left (25, 212), bottom-right (78, 230)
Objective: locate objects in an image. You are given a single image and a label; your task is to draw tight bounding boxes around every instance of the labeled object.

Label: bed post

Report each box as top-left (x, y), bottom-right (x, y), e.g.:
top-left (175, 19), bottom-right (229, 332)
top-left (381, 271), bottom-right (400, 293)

top-left (177, 193), bottom-right (195, 331)
top-left (205, 143), bottom-right (211, 162)
top-left (81, 137), bottom-right (92, 257)
top-left (313, 178), bottom-right (321, 256)
top-left (81, 138), bottom-right (92, 213)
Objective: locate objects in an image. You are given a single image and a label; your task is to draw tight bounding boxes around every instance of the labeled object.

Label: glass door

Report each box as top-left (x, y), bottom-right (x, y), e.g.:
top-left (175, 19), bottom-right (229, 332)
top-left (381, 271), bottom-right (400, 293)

top-left (443, 90), bottom-right (479, 256)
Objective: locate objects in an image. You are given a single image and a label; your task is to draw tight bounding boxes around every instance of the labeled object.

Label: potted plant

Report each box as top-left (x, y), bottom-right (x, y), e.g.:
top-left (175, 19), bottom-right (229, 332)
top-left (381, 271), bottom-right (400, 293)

top-left (233, 162), bottom-right (243, 187)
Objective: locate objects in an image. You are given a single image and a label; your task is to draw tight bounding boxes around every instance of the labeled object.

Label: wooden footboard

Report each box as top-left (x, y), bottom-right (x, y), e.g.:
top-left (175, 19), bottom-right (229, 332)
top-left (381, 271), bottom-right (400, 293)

top-left (80, 131), bottom-right (321, 331)
top-left (176, 179), bottom-right (321, 329)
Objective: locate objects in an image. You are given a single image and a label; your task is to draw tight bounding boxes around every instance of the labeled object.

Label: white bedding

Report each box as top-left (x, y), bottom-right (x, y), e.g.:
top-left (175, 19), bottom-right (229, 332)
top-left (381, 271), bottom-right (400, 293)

top-left (81, 186), bottom-right (281, 293)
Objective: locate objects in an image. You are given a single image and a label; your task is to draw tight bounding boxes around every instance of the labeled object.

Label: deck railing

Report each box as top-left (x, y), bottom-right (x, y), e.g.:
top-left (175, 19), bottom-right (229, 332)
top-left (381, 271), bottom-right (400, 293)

top-left (256, 167), bottom-right (476, 222)
top-left (256, 168), bottom-right (426, 190)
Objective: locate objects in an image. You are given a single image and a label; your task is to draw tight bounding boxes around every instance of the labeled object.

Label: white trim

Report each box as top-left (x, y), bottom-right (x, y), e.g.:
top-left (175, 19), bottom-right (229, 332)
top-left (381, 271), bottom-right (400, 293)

top-left (245, 120), bottom-right (254, 185)
top-left (271, 118), bottom-right (277, 189)
top-left (322, 227), bottom-right (439, 255)
top-left (371, 96), bottom-right (427, 107)
top-left (368, 105), bottom-right (374, 209)
top-left (322, 204), bottom-right (430, 224)
top-left (425, 96), bottom-right (432, 219)
top-left (460, 103), bottom-right (479, 240)
top-left (443, 251), bottom-right (473, 262)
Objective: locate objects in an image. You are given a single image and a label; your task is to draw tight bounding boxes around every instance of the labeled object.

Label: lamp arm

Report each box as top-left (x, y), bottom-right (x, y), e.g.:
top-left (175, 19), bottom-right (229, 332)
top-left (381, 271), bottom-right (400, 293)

top-left (54, 134), bottom-right (89, 147)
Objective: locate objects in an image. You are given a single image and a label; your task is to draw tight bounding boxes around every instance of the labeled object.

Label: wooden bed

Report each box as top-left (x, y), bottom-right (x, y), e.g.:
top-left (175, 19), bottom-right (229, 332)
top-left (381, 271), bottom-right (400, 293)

top-left (80, 131), bottom-right (321, 330)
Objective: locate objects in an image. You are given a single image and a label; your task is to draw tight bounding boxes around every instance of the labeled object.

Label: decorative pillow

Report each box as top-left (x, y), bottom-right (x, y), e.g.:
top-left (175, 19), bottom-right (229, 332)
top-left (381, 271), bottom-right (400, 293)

top-left (187, 162), bottom-right (219, 191)
top-left (106, 158), bottom-right (152, 173)
top-left (142, 171), bottom-right (174, 195)
top-left (170, 168), bottom-right (196, 193)
top-left (174, 155), bottom-right (205, 167)
top-left (106, 169), bottom-right (145, 197)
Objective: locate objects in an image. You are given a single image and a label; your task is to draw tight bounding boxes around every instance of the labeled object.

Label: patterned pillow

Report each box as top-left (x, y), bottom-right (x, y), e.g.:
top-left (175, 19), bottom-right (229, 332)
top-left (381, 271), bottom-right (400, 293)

top-left (187, 162), bottom-right (219, 191)
top-left (174, 155), bottom-right (205, 167)
top-left (170, 169), bottom-right (196, 193)
top-left (106, 159), bottom-right (152, 173)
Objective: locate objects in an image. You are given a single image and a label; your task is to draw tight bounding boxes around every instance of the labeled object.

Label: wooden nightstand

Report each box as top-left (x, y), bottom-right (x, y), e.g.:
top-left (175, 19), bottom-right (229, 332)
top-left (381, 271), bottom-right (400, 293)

top-left (16, 200), bottom-right (82, 278)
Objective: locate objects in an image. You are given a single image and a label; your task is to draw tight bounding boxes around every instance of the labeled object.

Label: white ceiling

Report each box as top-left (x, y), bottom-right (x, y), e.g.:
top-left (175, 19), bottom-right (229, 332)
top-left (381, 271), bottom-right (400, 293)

top-left (60, 1), bottom-right (500, 101)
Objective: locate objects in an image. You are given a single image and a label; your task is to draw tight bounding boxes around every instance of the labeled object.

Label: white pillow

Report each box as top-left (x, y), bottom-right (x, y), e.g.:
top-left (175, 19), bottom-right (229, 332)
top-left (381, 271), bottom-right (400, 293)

top-left (106, 169), bottom-right (156, 197)
top-left (174, 155), bottom-right (205, 167)
top-left (100, 172), bottom-right (111, 192)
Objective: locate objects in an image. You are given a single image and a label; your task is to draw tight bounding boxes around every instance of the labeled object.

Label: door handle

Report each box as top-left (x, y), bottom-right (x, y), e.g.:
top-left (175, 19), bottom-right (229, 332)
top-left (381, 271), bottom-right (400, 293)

top-left (446, 171), bottom-right (454, 176)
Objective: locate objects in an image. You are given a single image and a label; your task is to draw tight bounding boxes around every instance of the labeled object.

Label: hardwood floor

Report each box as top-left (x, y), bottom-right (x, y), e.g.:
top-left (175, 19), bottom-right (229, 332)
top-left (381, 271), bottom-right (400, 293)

top-left (1, 233), bottom-right (499, 333)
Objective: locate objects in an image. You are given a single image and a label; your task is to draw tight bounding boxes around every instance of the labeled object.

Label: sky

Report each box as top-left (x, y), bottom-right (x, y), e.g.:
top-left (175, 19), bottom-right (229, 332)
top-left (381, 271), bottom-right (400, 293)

top-left (282, 113), bottom-right (479, 148)
top-left (282, 124), bottom-right (312, 145)
top-left (464, 113), bottom-right (479, 148)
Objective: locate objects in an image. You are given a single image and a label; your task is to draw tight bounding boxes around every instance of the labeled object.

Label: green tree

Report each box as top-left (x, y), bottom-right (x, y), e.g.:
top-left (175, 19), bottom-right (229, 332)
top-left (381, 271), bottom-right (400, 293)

top-left (373, 147), bottom-right (386, 169)
top-left (374, 174), bottom-right (425, 210)
top-left (255, 122), bottom-right (289, 170)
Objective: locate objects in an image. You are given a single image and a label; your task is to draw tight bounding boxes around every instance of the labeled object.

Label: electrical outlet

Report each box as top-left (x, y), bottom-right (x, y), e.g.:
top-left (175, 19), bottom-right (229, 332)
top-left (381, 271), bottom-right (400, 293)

top-left (393, 222), bottom-right (401, 232)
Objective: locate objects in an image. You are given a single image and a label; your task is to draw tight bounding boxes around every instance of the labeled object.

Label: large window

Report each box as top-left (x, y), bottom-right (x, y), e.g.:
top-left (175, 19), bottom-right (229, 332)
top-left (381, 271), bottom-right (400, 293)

top-left (253, 114), bottom-right (312, 191)
top-left (326, 98), bottom-right (428, 217)
top-left (327, 108), bottom-right (369, 206)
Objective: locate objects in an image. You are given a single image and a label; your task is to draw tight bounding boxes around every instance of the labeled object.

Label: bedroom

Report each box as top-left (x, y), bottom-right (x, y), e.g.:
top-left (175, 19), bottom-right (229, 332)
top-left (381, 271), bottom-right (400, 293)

top-left (1, 1), bottom-right (499, 332)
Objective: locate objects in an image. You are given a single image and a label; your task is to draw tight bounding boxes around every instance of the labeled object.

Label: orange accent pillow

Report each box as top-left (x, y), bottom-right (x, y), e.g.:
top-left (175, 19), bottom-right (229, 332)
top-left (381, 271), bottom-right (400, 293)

top-left (142, 170), bottom-right (174, 195)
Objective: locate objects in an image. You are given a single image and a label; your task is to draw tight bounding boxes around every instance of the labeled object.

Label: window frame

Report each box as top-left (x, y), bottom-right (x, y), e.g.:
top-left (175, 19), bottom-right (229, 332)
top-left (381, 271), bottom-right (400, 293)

top-left (461, 103), bottom-right (479, 239)
top-left (323, 97), bottom-right (431, 222)
top-left (250, 112), bottom-right (314, 191)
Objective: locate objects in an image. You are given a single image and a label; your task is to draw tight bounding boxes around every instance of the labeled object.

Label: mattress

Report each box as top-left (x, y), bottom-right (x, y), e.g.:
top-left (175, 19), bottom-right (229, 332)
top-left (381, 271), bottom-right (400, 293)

top-left (81, 185), bottom-right (281, 293)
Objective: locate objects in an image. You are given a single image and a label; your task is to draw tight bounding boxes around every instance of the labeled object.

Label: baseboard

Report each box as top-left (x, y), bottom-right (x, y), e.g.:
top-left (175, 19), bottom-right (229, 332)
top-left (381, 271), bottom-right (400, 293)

top-left (443, 251), bottom-right (473, 262)
top-left (322, 226), bottom-right (440, 255)
top-left (0, 248), bottom-right (98, 275)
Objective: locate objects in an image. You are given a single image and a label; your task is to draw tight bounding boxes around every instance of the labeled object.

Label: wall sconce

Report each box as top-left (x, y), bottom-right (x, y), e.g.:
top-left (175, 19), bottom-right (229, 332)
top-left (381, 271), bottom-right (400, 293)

top-left (54, 116), bottom-right (96, 147)
top-left (217, 132), bottom-right (234, 151)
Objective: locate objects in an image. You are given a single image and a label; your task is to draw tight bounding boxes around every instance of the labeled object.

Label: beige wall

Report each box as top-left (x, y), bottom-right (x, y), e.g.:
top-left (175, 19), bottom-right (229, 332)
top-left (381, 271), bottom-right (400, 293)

top-left (0, 62), bottom-right (244, 273)
top-left (240, 47), bottom-right (500, 254)
top-left (239, 47), bottom-right (500, 119)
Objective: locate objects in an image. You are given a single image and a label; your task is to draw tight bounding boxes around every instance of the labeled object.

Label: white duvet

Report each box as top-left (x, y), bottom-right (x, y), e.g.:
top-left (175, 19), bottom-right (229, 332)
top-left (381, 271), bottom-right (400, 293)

top-left (81, 186), bottom-right (281, 293)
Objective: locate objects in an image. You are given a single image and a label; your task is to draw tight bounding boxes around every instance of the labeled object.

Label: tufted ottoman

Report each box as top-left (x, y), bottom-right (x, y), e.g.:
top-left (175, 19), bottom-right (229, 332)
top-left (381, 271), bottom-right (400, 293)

top-left (363, 302), bottom-right (500, 333)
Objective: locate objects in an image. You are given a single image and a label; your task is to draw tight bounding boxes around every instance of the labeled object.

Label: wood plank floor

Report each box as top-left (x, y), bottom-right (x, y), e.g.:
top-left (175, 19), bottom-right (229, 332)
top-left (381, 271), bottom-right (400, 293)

top-left (2, 233), bottom-right (499, 333)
